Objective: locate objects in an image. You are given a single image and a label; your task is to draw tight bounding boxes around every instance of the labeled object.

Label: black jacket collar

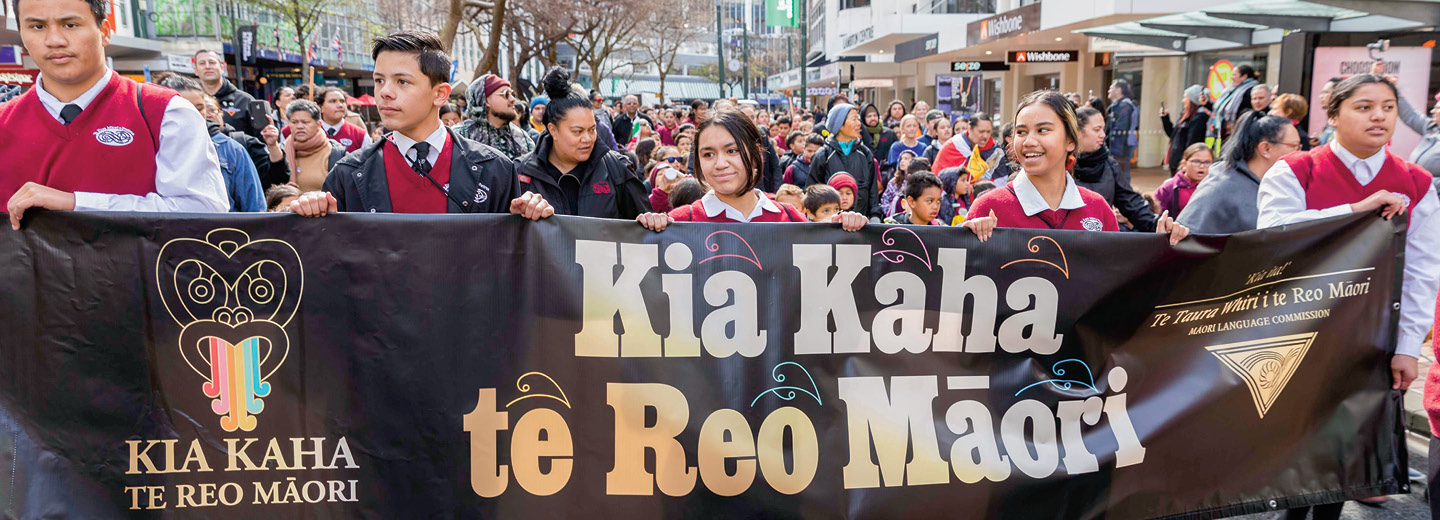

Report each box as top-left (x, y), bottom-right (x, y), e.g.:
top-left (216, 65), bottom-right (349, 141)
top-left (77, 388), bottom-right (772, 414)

top-left (339, 125), bottom-right (500, 213)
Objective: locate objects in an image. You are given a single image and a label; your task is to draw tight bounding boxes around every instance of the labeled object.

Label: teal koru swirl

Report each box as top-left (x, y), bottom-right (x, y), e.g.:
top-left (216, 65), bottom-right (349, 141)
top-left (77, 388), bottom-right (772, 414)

top-left (750, 362), bottom-right (822, 407)
top-left (1014, 359), bottom-right (1099, 397)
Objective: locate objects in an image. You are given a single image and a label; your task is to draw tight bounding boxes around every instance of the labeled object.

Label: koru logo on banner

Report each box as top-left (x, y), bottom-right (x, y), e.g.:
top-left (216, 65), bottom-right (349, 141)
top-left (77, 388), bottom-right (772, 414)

top-left (156, 229), bottom-right (304, 432)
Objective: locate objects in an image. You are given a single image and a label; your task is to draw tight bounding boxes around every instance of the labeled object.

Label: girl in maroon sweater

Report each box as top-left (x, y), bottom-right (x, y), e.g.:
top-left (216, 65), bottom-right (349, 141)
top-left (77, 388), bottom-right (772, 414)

top-left (636, 109), bottom-right (873, 229)
top-left (968, 91), bottom-right (1190, 245)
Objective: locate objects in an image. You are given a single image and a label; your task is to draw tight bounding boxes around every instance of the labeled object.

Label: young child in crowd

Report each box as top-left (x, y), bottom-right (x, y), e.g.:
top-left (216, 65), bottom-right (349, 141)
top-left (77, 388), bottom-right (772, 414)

top-left (828, 172), bottom-right (859, 212)
top-left (802, 184), bottom-right (842, 222)
top-left (885, 172), bottom-right (946, 226)
top-left (775, 184), bottom-right (805, 209)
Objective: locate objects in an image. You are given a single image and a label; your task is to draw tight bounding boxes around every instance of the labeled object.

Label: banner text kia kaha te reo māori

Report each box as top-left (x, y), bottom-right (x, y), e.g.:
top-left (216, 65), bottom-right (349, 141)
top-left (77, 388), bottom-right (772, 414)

top-left (0, 211), bottom-right (1413, 519)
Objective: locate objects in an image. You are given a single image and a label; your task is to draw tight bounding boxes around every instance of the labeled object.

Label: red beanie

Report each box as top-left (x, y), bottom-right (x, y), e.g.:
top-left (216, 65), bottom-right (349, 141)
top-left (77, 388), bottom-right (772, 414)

top-left (828, 173), bottom-right (858, 194)
top-left (482, 74), bottom-right (511, 99)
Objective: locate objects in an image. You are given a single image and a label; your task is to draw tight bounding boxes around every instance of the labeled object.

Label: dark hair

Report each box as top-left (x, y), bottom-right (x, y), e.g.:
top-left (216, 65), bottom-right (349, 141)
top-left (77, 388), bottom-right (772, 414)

top-left (1220, 114), bottom-right (1293, 165)
top-left (1236, 64), bottom-right (1257, 80)
top-left (318, 87), bottom-right (347, 105)
top-left (692, 108), bottom-right (766, 195)
top-left (634, 138), bottom-right (657, 166)
top-left (776, 116), bottom-right (792, 126)
top-left (1015, 90), bottom-right (1082, 155)
top-left (969, 112), bottom-right (992, 128)
top-left (370, 31), bottom-right (451, 87)
top-left (691, 99), bottom-right (708, 110)
top-left (972, 180), bottom-right (997, 199)
top-left (907, 157), bottom-right (932, 174)
top-left (540, 66), bottom-right (592, 128)
top-left (15, 0), bottom-right (107, 26)
top-left (802, 184), bottom-right (841, 213)
top-left (157, 74), bottom-right (203, 94)
top-left (286, 99), bottom-right (322, 122)
top-left (805, 134), bottom-right (826, 147)
top-left (669, 178), bottom-right (706, 208)
top-left (903, 172), bottom-right (943, 200)
top-left (1325, 73), bottom-right (1399, 120)
top-left (1086, 97), bottom-right (1105, 114)
top-left (786, 130), bottom-right (805, 147)
top-left (265, 184), bottom-right (301, 211)
top-left (439, 103), bottom-right (462, 119)
top-left (1110, 80), bottom-right (1133, 100)
top-left (1000, 122), bottom-right (1014, 143)
top-left (1075, 106), bottom-right (1103, 128)
top-left (296, 84), bottom-right (313, 100)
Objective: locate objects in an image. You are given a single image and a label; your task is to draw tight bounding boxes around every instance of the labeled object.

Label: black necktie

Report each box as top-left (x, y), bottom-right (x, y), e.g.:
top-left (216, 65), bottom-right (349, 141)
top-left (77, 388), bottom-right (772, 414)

top-left (411, 142), bottom-right (432, 176)
top-left (326, 127), bottom-right (337, 137)
top-left (60, 104), bottom-right (82, 125)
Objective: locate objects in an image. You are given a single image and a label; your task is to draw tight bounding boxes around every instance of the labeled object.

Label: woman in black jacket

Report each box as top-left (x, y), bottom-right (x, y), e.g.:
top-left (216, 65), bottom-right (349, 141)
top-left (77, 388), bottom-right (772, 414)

top-left (1160, 85), bottom-right (1211, 173)
top-left (1074, 106), bottom-right (1157, 232)
top-left (513, 67), bottom-right (651, 219)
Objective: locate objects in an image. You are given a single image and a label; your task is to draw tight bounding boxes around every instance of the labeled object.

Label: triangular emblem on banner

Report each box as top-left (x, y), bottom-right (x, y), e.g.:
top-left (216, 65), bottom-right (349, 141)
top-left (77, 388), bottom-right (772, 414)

top-left (1205, 333), bottom-right (1316, 419)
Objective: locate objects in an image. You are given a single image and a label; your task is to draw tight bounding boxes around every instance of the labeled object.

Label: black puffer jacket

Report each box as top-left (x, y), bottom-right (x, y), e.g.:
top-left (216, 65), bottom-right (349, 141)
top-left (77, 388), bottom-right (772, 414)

top-left (1072, 146), bottom-right (1157, 232)
top-left (810, 135), bottom-right (882, 218)
top-left (514, 131), bottom-right (651, 219)
top-left (322, 126), bottom-right (520, 214)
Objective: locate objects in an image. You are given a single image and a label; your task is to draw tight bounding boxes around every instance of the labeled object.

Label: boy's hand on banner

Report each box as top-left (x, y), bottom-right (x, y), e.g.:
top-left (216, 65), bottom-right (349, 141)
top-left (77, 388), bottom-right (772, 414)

top-left (291, 191), bottom-right (338, 217)
top-left (7, 182), bottom-right (75, 230)
top-left (832, 211), bottom-right (867, 232)
top-left (1351, 190), bottom-right (1406, 220)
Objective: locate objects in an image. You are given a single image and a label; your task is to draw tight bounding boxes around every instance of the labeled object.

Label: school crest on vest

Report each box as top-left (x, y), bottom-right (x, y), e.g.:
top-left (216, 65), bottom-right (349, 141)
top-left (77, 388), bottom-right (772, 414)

top-left (339, 138), bottom-right (354, 147)
top-left (1081, 217), bottom-right (1103, 231)
top-left (94, 126), bottom-right (135, 146)
top-left (474, 182), bottom-right (490, 204)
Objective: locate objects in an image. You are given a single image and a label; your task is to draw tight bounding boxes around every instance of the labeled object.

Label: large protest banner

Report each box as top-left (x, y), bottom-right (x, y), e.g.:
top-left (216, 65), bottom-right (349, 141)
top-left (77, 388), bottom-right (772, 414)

top-left (0, 211), bottom-right (1411, 518)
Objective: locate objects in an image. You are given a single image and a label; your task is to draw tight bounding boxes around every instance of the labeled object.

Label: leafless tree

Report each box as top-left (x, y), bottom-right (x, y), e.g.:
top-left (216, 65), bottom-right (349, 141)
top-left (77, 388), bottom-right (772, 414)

top-left (566, 0), bottom-right (648, 90)
top-left (638, 0), bottom-right (709, 101)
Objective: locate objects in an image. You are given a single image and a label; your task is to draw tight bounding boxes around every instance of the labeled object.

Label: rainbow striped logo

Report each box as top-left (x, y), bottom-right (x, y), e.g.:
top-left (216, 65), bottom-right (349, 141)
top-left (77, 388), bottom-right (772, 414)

top-left (157, 229), bottom-right (303, 433)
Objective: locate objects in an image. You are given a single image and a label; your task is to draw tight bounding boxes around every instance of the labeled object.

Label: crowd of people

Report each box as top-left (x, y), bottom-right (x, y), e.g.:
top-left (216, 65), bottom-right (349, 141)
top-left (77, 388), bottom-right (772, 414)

top-left (2, 0), bottom-right (1440, 517)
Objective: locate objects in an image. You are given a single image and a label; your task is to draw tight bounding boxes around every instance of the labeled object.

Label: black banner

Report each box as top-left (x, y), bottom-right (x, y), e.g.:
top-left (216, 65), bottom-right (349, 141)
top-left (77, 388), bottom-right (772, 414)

top-left (0, 212), bottom-right (1410, 518)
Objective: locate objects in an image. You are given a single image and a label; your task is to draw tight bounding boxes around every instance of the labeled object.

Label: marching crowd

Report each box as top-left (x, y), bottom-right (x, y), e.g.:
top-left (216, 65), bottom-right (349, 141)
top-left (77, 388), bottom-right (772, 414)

top-left (2, 0), bottom-right (1440, 517)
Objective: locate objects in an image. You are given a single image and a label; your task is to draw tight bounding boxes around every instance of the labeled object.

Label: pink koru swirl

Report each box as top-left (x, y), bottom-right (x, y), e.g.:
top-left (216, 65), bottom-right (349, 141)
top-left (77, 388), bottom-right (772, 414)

top-left (699, 230), bottom-right (763, 269)
top-left (872, 226), bottom-right (933, 270)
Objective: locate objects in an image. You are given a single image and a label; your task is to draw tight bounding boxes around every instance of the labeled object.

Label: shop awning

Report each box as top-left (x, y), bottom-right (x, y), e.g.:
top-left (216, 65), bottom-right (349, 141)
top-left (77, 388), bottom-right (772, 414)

top-left (1076, 0), bottom-right (1435, 52)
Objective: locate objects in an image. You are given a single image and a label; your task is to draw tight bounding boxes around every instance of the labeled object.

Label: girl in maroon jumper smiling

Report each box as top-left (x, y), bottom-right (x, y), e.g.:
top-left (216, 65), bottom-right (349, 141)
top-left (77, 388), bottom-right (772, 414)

top-left (637, 108), bottom-right (996, 242)
top-left (635, 109), bottom-right (861, 230)
top-left (968, 91), bottom-right (1190, 245)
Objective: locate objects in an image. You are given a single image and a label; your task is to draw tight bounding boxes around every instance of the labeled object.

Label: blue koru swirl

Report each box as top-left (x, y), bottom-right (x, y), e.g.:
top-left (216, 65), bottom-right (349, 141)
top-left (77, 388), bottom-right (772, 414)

top-left (1014, 359), bottom-right (1099, 397)
top-left (750, 362), bottom-right (823, 407)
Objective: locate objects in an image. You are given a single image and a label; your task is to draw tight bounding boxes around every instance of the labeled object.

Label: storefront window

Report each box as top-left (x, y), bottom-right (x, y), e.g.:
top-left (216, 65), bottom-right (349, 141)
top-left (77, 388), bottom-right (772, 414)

top-left (1185, 48), bottom-right (1269, 96)
top-left (840, 0), bottom-right (870, 10)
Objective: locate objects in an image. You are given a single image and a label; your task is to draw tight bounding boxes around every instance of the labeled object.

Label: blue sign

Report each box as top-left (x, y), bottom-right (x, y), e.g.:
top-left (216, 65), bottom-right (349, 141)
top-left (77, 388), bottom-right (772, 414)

top-left (143, 65), bottom-right (151, 83)
top-left (0, 45), bottom-right (22, 66)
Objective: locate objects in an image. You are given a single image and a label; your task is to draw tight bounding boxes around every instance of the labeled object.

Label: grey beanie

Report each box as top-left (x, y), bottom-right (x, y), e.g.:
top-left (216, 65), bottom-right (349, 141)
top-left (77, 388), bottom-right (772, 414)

top-left (826, 103), bottom-right (856, 137)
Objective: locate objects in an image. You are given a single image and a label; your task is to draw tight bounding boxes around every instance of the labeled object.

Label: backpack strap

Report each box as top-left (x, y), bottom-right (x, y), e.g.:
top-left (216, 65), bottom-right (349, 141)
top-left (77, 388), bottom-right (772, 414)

top-left (779, 202), bottom-right (807, 222)
top-left (134, 83), bottom-right (160, 150)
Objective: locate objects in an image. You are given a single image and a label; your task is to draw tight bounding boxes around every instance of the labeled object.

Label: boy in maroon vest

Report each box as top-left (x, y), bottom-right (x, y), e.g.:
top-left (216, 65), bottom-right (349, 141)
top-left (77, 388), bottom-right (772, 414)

top-left (288, 31), bottom-right (551, 219)
top-left (2, 0), bottom-right (227, 230)
top-left (1259, 76), bottom-right (1437, 515)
